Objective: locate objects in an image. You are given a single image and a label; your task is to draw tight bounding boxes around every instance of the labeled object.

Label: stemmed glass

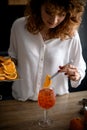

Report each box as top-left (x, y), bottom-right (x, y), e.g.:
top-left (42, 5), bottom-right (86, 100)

top-left (38, 87), bottom-right (56, 127)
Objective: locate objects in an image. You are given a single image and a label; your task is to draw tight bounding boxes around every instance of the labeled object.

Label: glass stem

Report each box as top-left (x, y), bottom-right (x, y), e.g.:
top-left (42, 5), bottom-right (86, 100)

top-left (44, 109), bottom-right (48, 122)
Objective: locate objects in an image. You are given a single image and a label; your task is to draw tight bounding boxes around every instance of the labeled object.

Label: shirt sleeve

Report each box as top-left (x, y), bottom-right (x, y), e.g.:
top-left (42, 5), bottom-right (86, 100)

top-left (69, 32), bottom-right (86, 88)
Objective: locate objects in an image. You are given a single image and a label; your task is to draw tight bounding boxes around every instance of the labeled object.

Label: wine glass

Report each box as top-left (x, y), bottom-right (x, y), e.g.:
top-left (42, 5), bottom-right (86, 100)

top-left (38, 87), bottom-right (56, 127)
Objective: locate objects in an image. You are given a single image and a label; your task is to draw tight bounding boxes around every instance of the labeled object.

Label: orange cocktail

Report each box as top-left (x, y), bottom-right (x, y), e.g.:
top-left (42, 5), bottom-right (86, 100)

top-left (38, 88), bottom-right (56, 109)
top-left (38, 74), bottom-right (56, 127)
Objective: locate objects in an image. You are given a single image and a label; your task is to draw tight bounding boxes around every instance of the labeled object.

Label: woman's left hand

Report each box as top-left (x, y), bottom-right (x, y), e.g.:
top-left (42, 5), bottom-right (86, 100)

top-left (58, 64), bottom-right (81, 81)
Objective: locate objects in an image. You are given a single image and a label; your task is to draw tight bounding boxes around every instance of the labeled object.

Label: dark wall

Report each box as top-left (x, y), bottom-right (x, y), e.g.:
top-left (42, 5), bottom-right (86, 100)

top-left (0, 0), bottom-right (25, 55)
top-left (79, 5), bottom-right (87, 63)
top-left (0, 1), bottom-right (87, 100)
top-left (0, 0), bottom-right (8, 55)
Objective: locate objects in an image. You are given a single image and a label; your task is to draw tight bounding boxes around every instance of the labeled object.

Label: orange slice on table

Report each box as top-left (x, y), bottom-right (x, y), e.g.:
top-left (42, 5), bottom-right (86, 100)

top-left (43, 74), bottom-right (52, 88)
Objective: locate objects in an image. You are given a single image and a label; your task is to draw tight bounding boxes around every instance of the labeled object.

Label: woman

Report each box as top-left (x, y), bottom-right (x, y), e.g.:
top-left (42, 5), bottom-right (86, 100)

top-left (8, 0), bottom-right (86, 101)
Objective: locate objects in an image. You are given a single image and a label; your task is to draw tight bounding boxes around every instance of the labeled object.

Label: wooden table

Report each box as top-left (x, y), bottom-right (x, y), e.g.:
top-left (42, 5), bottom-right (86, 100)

top-left (0, 91), bottom-right (87, 130)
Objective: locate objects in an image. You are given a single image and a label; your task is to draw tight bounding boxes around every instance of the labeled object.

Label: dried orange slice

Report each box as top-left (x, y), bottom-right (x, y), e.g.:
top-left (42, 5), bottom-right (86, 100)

top-left (0, 67), bottom-right (5, 80)
top-left (43, 74), bottom-right (52, 88)
top-left (0, 67), bottom-right (5, 76)
top-left (0, 56), bottom-right (18, 80)
top-left (0, 76), bottom-right (5, 80)
top-left (4, 72), bottom-right (17, 80)
top-left (2, 60), bottom-right (16, 74)
top-left (3, 58), bottom-right (12, 64)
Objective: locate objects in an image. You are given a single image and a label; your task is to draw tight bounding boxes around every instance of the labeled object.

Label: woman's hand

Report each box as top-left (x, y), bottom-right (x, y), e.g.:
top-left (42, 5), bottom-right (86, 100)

top-left (58, 64), bottom-right (81, 81)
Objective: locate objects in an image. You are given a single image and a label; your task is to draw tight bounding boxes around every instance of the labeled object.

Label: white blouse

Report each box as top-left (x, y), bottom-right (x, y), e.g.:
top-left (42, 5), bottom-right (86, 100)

top-left (8, 17), bottom-right (86, 101)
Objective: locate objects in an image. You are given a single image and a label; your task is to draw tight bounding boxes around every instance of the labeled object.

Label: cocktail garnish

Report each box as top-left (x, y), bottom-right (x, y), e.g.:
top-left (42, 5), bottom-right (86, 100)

top-left (43, 74), bottom-right (52, 88)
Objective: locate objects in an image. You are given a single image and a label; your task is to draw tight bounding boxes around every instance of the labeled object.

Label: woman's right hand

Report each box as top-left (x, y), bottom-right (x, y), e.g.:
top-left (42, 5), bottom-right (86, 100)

top-left (58, 64), bottom-right (81, 81)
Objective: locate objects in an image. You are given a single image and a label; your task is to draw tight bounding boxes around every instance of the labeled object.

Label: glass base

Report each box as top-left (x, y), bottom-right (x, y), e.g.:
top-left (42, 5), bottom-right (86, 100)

top-left (38, 119), bottom-right (53, 128)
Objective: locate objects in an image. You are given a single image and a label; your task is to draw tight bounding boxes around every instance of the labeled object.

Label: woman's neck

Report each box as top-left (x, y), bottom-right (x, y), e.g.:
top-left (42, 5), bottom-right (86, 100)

top-left (40, 27), bottom-right (50, 41)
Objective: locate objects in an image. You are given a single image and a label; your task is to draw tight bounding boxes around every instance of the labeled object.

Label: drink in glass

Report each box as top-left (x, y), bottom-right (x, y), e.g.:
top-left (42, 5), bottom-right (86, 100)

top-left (38, 87), bottom-right (56, 127)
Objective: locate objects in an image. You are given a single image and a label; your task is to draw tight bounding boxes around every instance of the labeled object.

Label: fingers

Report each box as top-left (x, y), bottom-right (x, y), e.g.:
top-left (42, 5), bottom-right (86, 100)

top-left (58, 64), bottom-right (81, 81)
top-left (68, 71), bottom-right (81, 81)
top-left (59, 64), bottom-right (75, 73)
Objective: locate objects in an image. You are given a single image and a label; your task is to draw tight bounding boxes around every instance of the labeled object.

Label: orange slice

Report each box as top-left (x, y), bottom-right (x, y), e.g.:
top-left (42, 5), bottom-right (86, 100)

top-left (0, 67), bottom-right (5, 80)
top-left (4, 72), bottom-right (17, 80)
top-left (0, 76), bottom-right (5, 80)
top-left (0, 67), bottom-right (5, 76)
top-left (2, 60), bottom-right (16, 74)
top-left (3, 58), bottom-right (12, 64)
top-left (43, 74), bottom-right (52, 88)
top-left (0, 56), bottom-right (18, 80)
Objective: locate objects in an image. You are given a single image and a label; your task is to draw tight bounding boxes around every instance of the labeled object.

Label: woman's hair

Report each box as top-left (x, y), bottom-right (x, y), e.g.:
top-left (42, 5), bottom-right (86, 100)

top-left (24, 0), bottom-right (86, 40)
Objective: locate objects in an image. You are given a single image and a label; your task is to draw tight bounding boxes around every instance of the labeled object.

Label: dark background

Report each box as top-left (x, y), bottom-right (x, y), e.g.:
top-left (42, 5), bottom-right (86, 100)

top-left (0, 0), bottom-right (87, 100)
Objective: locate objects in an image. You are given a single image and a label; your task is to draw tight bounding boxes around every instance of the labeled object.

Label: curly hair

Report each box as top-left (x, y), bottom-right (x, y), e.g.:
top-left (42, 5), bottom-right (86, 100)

top-left (24, 0), bottom-right (86, 40)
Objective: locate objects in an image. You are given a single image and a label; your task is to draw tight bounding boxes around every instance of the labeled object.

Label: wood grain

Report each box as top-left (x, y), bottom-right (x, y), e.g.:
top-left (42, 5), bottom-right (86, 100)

top-left (0, 91), bottom-right (87, 130)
